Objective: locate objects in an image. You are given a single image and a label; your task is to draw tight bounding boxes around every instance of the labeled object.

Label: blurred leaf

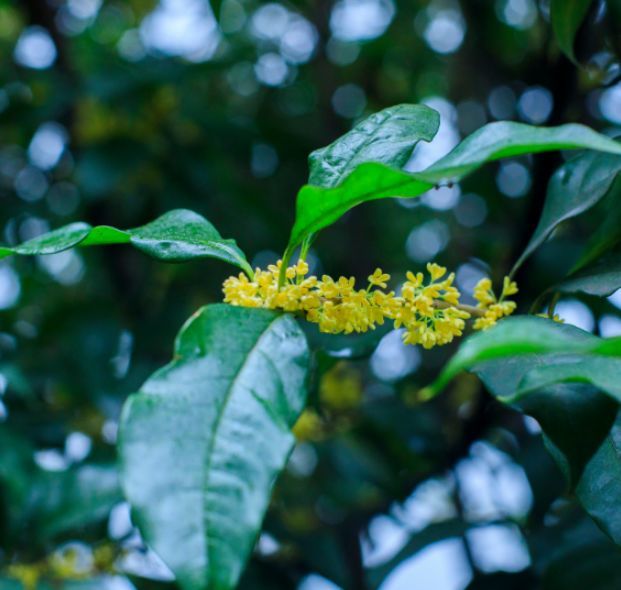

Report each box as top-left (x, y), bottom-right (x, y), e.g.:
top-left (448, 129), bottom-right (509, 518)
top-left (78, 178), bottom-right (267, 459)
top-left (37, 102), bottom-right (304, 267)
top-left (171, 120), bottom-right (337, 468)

top-left (542, 542), bottom-right (621, 589)
top-left (308, 104), bottom-right (440, 188)
top-left (119, 304), bottom-right (310, 590)
top-left (514, 385), bottom-right (616, 486)
top-left (289, 122), bottom-right (621, 250)
top-left (0, 428), bottom-right (36, 546)
top-left (31, 464), bottom-right (122, 541)
top-left (0, 577), bottom-right (137, 589)
top-left (575, 412), bottom-right (621, 545)
top-left (513, 150), bottom-right (621, 272)
top-left (0, 210), bottom-right (251, 274)
top-left (465, 571), bottom-right (537, 590)
top-left (551, 0), bottom-right (596, 62)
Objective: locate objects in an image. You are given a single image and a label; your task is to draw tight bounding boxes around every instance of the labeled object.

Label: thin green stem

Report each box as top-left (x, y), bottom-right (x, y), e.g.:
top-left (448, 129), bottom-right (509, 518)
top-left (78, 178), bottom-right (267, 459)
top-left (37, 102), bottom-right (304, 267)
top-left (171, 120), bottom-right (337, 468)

top-left (278, 245), bottom-right (294, 289)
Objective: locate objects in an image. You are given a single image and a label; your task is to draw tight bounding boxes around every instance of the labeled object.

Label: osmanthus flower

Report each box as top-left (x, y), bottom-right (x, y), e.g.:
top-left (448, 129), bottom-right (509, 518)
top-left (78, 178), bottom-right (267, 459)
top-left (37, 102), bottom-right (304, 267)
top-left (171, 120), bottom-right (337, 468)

top-left (389, 264), bottom-right (471, 349)
top-left (472, 275), bottom-right (518, 330)
top-left (222, 260), bottom-right (518, 348)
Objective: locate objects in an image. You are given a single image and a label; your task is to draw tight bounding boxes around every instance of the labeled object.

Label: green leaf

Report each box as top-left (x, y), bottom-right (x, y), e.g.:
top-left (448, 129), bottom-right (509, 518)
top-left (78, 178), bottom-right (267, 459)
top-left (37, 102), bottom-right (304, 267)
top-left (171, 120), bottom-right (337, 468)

top-left (31, 464), bottom-right (123, 541)
top-left (557, 249), bottom-right (621, 297)
top-left (422, 317), bottom-right (621, 400)
top-left (289, 122), bottom-right (621, 251)
top-left (551, 0), bottom-right (596, 63)
top-left (308, 104), bottom-right (440, 188)
top-left (542, 542), bottom-right (621, 589)
top-left (474, 353), bottom-right (621, 545)
top-left (513, 149), bottom-right (621, 273)
top-left (0, 577), bottom-right (137, 589)
top-left (0, 210), bottom-right (251, 275)
top-left (575, 412), bottom-right (621, 545)
top-left (570, 177), bottom-right (621, 273)
top-left (118, 304), bottom-right (310, 590)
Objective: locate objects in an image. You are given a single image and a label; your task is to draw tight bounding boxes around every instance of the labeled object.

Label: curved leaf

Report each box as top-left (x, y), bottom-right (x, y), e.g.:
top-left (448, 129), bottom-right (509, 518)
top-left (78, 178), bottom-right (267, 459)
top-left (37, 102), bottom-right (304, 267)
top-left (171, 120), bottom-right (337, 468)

top-left (0, 209), bottom-right (251, 275)
top-left (308, 104), bottom-right (440, 188)
top-left (118, 304), bottom-right (310, 590)
top-left (470, 340), bottom-right (621, 545)
top-left (557, 249), bottom-right (621, 297)
top-left (513, 149), bottom-right (621, 273)
top-left (551, 0), bottom-right (596, 63)
top-left (289, 122), bottom-right (621, 250)
top-left (576, 413), bottom-right (621, 545)
top-left (422, 317), bottom-right (621, 400)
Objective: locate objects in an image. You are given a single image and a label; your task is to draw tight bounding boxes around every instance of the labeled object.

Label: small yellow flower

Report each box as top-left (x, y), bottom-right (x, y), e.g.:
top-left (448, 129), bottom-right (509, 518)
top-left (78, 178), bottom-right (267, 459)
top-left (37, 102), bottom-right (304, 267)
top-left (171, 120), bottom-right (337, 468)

top-left (502, 276), bottom-right (518, 297)
top-left (368, 268), bottom-right (390, 289)
top-left (427, 263), bottom-right (447, 282)
top-left (472, 275), bottom-right (518, 330)
top-left (292, 409), bottom-right (324, 442)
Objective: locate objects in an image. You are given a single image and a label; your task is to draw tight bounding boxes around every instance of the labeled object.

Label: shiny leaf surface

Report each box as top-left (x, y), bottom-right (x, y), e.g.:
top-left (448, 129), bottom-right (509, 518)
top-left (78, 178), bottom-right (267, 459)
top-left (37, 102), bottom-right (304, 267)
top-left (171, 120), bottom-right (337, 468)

top-left (308, 104), bottom-right (440, 188)
top-left (0, 210), bottom-right (251, 274)
top-left (290, 122), bottom-right (621, 250)
top-left (513, 149), bottom-right (621, 272)
top-left (119, 304), bottom-right (310, 590)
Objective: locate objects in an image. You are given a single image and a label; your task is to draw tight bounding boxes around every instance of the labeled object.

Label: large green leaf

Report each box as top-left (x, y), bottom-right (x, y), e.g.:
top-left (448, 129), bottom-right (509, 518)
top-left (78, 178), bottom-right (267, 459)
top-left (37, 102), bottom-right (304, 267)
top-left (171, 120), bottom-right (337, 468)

top-left (422, 317), bottom-right (621, 400)
top-left (308, 104), bottom-right (440, 188)
top-left (472, 348), bottom-right (621, 545)
top-left (0, 210), bottom-right (251, 275)
top-left (118, 304), bottom-right (310, 590)
top-left (513, 150), bottom-right (621, 272)
top-left (473, 347), bottom-right (617, 485)
top-left (288, 122), bottom-right (621, 251)
top-left (551, 0), bottom-right (596, 62)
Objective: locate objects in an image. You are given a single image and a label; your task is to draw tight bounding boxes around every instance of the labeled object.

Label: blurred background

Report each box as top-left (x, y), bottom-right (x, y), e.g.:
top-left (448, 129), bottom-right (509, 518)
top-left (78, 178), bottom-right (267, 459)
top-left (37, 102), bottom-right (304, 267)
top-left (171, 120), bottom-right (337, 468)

top-left (1, 0), bottom-right (621, 588)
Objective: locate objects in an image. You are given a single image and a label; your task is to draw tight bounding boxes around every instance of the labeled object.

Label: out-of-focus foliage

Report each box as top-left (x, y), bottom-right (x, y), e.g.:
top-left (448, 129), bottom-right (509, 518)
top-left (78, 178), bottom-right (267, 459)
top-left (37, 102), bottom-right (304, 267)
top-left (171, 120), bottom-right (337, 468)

top-left (1, 0), bottom-right (621, 589)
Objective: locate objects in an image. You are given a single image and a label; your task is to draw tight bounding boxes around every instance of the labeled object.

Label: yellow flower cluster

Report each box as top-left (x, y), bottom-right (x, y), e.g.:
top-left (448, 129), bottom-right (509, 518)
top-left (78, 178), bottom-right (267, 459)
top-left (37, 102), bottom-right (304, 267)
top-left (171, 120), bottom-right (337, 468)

top-left (223, 260), bottom-right (391, 334)
top-left (390, 265), bottom-right (470, 349)
top-left (223, 261), bottom-right (518, 348)
top-left (472, 276), bottom-right (518, 330)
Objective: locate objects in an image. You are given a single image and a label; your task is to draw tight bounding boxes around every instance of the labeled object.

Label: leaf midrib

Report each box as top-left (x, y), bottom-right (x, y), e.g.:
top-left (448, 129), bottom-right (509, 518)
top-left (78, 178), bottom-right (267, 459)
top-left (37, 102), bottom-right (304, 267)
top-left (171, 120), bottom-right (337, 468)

top-left (326, 110), bottom-right (430, 187)
top-left (201, 313), bottom-right (281, 588)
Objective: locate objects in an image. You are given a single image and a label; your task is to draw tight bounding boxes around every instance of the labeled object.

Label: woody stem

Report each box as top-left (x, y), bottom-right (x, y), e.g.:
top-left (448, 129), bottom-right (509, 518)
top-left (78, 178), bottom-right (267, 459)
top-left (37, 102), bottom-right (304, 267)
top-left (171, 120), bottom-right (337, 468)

top-left (433, 300), bottom-right (487, 318)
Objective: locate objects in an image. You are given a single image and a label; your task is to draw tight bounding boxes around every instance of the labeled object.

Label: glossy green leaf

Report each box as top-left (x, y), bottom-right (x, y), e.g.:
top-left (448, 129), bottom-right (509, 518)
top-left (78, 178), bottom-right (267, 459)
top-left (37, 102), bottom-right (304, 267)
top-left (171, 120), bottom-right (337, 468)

top-left (422, 317), bottom-right (621, 400)
top-left (0, 210), bottom-right (251, 275)
top-left (308, 104), bottom-right (440, 188)
top-left (119, 304), bottom-right (310, 590)
top-left (474, 354), bottom-right (621, 544)
top-left (513, 149), bottom-right (621, 272)
top-left (551, 0), bottom-right (596, 62)
top-left (289, 122), bottom-right (621, 251)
